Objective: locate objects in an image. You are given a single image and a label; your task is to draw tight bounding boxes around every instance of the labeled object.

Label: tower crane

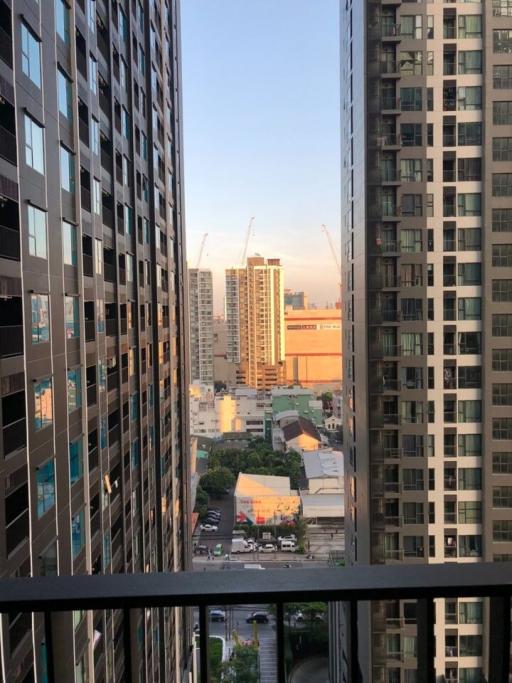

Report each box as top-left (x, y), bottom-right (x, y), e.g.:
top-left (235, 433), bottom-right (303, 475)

top-left (195, 232), bottom-right (208, 268)
top-left (321, 224), bottom-right (342, 302)
top-left (239, 217), bottom-right (255, 266)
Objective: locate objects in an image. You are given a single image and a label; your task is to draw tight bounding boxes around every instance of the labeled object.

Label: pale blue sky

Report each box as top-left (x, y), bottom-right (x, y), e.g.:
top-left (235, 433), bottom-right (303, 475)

top-left (181, 1), bottom-right (340, 313)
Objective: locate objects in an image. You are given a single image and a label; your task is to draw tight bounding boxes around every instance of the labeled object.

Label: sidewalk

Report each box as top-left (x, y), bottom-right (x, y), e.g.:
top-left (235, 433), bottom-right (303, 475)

top-left (289, 656), bottom-right (330, 683)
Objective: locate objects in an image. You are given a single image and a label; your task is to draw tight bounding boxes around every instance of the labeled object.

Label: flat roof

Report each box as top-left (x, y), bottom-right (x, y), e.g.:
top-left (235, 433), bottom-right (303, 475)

top-left (235, 472), bottom-right (292, 497)
top-left (300, 492), bottom-right (344, 517)
top-left (303, 450), bottom-right (344, 479)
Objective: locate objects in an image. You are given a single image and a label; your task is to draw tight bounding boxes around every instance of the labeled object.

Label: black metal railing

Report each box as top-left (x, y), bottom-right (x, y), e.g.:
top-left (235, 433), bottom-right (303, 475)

top-left (0, 224), bottom-right (20, 260)
top-left (0, 563), bottom-right (510, 683)
top-left (0, 324), bottom-right (23, 358)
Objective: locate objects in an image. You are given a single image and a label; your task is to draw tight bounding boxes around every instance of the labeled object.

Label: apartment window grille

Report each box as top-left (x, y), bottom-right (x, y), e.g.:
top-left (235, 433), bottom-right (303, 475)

top-left (494, 29), bottom-right (512, 53)
top-left (493, 137), bottom-right (512, 161)
top-left (492, 349), bottom-right (512, 371)
top-left (492, 279), bottom-right (512, 302)
top-left (494, 101), bottom-right (512, 125)
top-left (493, 418), bottom-right (512, 439)
top-left (493, 486), bottom-right (512, 508)
top-left (493, 173), bottom-right (512, 197)
top-left (493, 520), bottom-right (512, 541)
top-left (493, 314), bottom-right (512, 336)
top-left (493, 452), bottom-right (512, 474)
top-left (493, 383), bottom-right (512, 406)
top-left (494, 64), bottom-right (512, 88)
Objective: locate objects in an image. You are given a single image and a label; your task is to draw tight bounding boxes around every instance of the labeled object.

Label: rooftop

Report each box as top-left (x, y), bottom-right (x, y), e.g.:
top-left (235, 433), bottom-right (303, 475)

top-left (235, 472), bottom-right (293, 497)
top-left (282, 416), bottom-right (322, 443)
top-left (303, 449), bottom-right (344, 479)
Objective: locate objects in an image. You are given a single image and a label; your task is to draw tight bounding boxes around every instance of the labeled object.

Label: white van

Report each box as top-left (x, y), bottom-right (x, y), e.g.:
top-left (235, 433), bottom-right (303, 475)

top-left (280, 540), bottom-right (297, 552)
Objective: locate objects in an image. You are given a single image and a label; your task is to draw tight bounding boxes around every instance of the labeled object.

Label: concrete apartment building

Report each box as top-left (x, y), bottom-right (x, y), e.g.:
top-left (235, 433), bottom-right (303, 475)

top-left (212, 315), bottom-right (237, 387)
top-left (284, 306), bottom-right (342, 392)
top-left (225, 256), bottom-right (285, 390)
top-left (188, 268), bottom-right (214, 383)
top-left (284, 288), bottom-right (309, 310)
top-left (0, 1), bottom-right (191, 682)
top-left (340, 1), bottom-right (512, 682)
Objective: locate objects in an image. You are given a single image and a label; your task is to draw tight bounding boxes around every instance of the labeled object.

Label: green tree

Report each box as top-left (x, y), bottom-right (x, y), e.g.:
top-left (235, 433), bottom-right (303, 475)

top-left (199, 467), bottom-right (235, 497)
top-left (220, 644), bottom-right (259, 683)
top-left (194, 485), bottom-right (209, 518)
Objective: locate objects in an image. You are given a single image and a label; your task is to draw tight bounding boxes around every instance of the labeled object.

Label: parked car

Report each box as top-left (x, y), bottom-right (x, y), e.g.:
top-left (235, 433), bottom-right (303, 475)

top-left (210, 609), bottom-right (226, 622)
top-left (204, 515), bottom-right (220, 524)
top-left (200, 523), bottom-right (218, 532)
top-left (260, 543), bottom-right (277, 553)
top-left (213, 543), bottom-right (224, 557)
top-left (246, 611), bottom-right (269, 624)
top-left (193, 544), bottom-right (209, 555)
top-left (278, 534), bottom-right (297, 542)
top-left (280, 540), bottom-right (297, 552)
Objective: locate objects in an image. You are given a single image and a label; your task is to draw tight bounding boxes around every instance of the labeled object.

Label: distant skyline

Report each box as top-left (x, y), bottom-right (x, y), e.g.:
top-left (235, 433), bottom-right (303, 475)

top-left (180, 1), bottom-right (341, 314)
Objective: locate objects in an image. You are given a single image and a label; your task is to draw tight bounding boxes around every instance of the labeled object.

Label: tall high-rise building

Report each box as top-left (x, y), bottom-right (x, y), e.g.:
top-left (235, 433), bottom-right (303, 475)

top-left (340, 2), bottom-right (512, 682)
top-left (284, 288), bottom-right (309, 310)
top-left (0, 2), bottom-right (191, 682)
top-left (189, 268), bottom-right (214, 383)
top-left (226, 256), bottom-right (285, 390)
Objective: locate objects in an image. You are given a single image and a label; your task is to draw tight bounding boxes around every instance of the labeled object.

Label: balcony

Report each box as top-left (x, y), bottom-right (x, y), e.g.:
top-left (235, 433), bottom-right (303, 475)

top-left (0, 224), bottom-right (20, 261)
top-left (0, 324), bottom-right (23, 358)
top-left (0, 563), bottom-right (510, 683)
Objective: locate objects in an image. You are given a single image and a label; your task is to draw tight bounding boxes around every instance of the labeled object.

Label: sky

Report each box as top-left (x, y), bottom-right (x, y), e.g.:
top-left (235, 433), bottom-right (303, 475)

top-left (180, 1), bottom-right (341, 314)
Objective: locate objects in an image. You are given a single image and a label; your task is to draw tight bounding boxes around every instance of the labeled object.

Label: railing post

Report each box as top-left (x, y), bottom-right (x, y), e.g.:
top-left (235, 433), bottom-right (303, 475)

top-left (123, 608), bottom-right (133, 682)
top-left (44, 611), bottom-right (55, 683)
top-left (417, 598), bottom-right (435, 683)
top-left (276, 602), bottom-right (286, 683)
top-left (489, 595), bottom-right (511, 683)
top-left (199, 604), bottom-right (209, 683)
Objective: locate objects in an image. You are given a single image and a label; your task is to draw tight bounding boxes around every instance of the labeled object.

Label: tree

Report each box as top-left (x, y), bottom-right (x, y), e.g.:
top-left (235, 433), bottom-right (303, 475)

top-left (220, 644), bottom-right (259, 683)
top-left (214, 381), bottom-right (227, 393)
top-left (194, 485), bottom-right (208, 518)
top-left (199, 467), bottom-right (235, 497)
top-left (320, 391), bottom-right (333, 412)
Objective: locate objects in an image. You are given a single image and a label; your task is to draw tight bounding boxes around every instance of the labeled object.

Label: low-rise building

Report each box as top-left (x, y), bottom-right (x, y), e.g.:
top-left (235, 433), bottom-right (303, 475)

top-left (271, 386), bottom-right (323, 425)
top-left (273, 416), bottom-right (323, 453)
top-left (303, 449), bottom-right (344, 494)
top-left (234, 473), bottom-right (300, 525)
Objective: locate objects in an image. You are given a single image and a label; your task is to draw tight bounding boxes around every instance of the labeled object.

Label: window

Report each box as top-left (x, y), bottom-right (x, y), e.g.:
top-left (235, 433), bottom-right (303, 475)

top-left (458, 122), bottom-right (482, 146)
top-left (493, 137), bottom-right (512, 161)
top-left (458, 501), bottom-right (482, 524)
top-left (458, 332), bottom-right (481, 354)
top-left (494, 29), bottom-right (512, 53)
top-left (31, 294), bottom-right (49, 344)
top-left (401, 15), bottom-right (422, 39)
top-left (493, 452), bottom-right (512, 474)
top-left (493, 349), bottom-right (512, 371)
top-left (92, 178), bottom-right (101, 215)
top-left (401, 333), bottom-right (422, 356)
top-left (65, 296), bottom-right (79, 338)
top-left (21, 23), bottom-right (41, 87)
top-left (493, 383), bottom-right (512, 406)
top-left (400, 229), bottom-right (421, 252)
top-left (458, 50), bottom-right (482, 74)
top-left (492, 314), bottom-right (512, 336)
top-left (459, 602), bottom-right (482, 625)
top-left (401, 123), bottom-right (422, 147)
top-left (69, 439), bottom-right (83, 485)
top-left (459, 536), bottom-right (482, 558)
top-left (56, 0), bottom-right (70, 44)
top-left (458, 400), bottom-right (481, 423)
top-left (36, 460), bottom-right (55, 518)
top-left (457, 86), bottom-right (482, 111)
top-left (95, 239), bottom-right (102, 275)
top-left (493, 520), bottom-right (512, 542)
top-left (492, 280), bottom-right (512, 302)
top-left (494, 101), bottom-right (512, 125)
top-left (402, 195), bottom-right (422, 217)
top-left (98, 359), bottom-right (106, 393)
top-left (493, 418), bottom-right (512, 440)
top-left (458, 228), bottom-right (481, 251)
top-left (458, 194), bottom-right (481, 217)
top-left (126, 254), bottom-right (134, 282)
top-left (458, 298), bottom-right (481, 321)
top-left (67, 368), bottom-right (82, 412)
top-left (122, 108), bottom-right (131, 139)
top-left (493, 0), bottom-right (512, 16)
top-left (458, 468), bottom-right (482, 490)
top-left (87, 0), bottom-right (96, 33)
top-left (97, 298), bottom-right (105, 333)
top-left (400, 88), bottom-right (422, 112)
top-left (493, 173), bottom-right (512, 197)
top-left (458, 366), bottom-right (481, 389)
top-left (62, 221), bottom-right (77, 266)
top-left (27, 205), bottom-right (47, 258)
top-left (39, 542), bottom-right (57, 576)
top-left (493, 209), bottom-right (512, 232)
top-left (119, 7), bottom-right (128, 40)
top-left (458, 434), bottom-right (481, 458)
top-left (493, 486), bottom-right (512, 508)
top-left (458, 15), bottom-right (482, 38)
top-left (25, 115), bottom-right (45, 173)
top-left (494, 64), bottom-right (512, 88)
top-left (91, 118), bottom-right (99, 155)
top-left (60, 145), bottom-right (75, 193)
top-left (71, 509), bottom-right (86, 558)
top-left (458, 263), bottom-right (481, 286)
top-left (88, 55), bottom-right (97, 94)
top-left (57, 69), bottom-right (72, 119)
top-left (460, 636), bottom-right (482, 657)
top-left (34, 378), bottom-right (53, 431)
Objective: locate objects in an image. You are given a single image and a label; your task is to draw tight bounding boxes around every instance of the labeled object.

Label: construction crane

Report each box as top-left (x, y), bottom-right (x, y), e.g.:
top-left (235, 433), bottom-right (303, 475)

top-left (195, 232), bottom-right (208, 268)
top-left (321, 224), bottom-right (342, 302)
top-left (239, 217), bottom-right (255, 266)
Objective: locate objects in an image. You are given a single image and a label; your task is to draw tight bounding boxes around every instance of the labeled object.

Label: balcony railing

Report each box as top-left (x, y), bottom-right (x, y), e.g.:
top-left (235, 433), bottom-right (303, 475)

top-left (0, 325), bottom-right (23, 358)
top-left (0, 125), bottom-right (17, 165)
top-left (0, 563), bottom-right (510, 683)
top-left (0, 224), bottom-right (20, 261)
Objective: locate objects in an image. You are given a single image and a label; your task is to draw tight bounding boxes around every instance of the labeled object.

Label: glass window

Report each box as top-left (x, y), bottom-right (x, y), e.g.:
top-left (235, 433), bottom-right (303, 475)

top-left (400, 87), bottom-right (422, 112)
top-left (493, 173), bottom-right (512, 196)
top-left (69, 438), bottom-right (83, 485)
top-left (88, 55), bottom-right (97, 94)
top-left (492, 279), bottom-right (512, 302)
top-left (97, 298), bottom-right (105, 333)
top-left (119, 7), bottom-right (128, 40)
top-left (92, 178), bottom-right (101, 215)
top-left (457, 86), bottom-right (482, 111)
top-left (493, 383), bottom-right (512, 406)
top-left (458, 122), bottom-right (482, 146)
top-left (494, 64), bottom-right (512, 89)
top-left (458, 50), bottom-right (482, 74)
top-left (71, 509), bottom-right (85, 559)
top-left (493, 0), bottom-right (512, 16)
top-left (62, 221), bottom-right (77, 266)
top-left (36, 460), bottom-right (55, 518)
top-left (458, 297), bottom-right (481, 321)
top-left (459, 535), bottom-right (482, 558)
top-left (65, 295), bottom-right (79, 338)
top-left (458, 15), bottom-right (482, 38)
top-left (60, 145), bottom-right (75, 193)
top-left (57, 69), bottom-right (72, 119)
top-left (494, 29), bottom-right (512, 53)
top-left (67, 368), bottom-right (82, 413)
top-left (56, 0), bottom-right (70, 44)
top-left (95, 238), bottom-right (102, 275)
top-left (493, 452), bottom-right (512, 474)
top-left (494, 101), bottom-right (512, 125)
top-left (458, 434), bottom-right (482, 457)
top-left (493, 137), bottom-right (512, 161)
top-left (126, 254), bottom-right (134, 281)
top-left (87, 0), bottom-right (96, 33)
top-left (91, 118), bottom-right (99, 155)
top-left (34, 378), bottom-right (53, 431)
top-left (39, 542), bottom-right (57, 576)
top-left (459, 602), bottom-right (482, 625)
top-left (25, 115), bottom-right (45, 173)
top-left (458, 502), bottom-right (482, 524)
top-left (27, 205), bottom-right (47, 258)
top-left (21, 23), bottom-right (41, 87)
top-left (458, 468), bottom-right (482, 490)
top-left (493, 486), bottom-right (512, 507)
top-left (458, 194), bottom-right (481, 217)
top-left (492, 314), bottom-right (512, 336)
top-left (31, 294), bottom-right (50, 344)
top-left (122, 108), bottom-right (130, 139)
top-left (493, 349), bottom-right (512, 371)
top-left (458, 400), bottom-right (481, 423)
top-left (458, 263), bottom-right (481, 285)
top-left (458, 228), bottom-right (481, 251)
top-left (98, 359), bottom-right (106, 393)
